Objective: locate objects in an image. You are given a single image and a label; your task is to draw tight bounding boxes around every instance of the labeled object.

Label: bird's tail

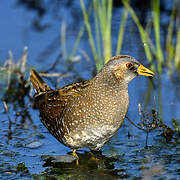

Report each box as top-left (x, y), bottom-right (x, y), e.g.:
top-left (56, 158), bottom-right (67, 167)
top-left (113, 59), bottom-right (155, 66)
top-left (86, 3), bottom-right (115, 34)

top-left (30, 69), bottom-right (51, 94)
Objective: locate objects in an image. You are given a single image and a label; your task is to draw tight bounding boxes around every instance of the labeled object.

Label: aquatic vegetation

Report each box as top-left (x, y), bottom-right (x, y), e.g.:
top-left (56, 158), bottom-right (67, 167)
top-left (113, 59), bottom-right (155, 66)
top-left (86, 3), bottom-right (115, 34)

top-left (80, 0), bottom-right (128, 71)
top-left (80, 0), bottom-right (180, 74)
top-left (16, 162), bottom-right (29, 174)
top-left (0, 49), bottom-right (28, 108)
top-left (122, 0), bottom-right (180, 73)
top-left (127, 107), bottom-right (178, 145)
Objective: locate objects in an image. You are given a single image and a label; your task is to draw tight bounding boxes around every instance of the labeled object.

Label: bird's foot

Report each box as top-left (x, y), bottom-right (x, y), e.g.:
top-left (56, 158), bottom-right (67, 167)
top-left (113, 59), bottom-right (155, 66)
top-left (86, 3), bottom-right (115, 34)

top-left (89, 151), bottom-right (99, 162)
top-left (72, 149), bottom-right (79, 166)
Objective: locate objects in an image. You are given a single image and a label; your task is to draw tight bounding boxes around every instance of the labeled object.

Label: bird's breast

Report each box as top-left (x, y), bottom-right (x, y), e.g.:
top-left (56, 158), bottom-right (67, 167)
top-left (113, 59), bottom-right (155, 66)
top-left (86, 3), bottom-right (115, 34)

top-left (62, 87), bottom-right (129, 149)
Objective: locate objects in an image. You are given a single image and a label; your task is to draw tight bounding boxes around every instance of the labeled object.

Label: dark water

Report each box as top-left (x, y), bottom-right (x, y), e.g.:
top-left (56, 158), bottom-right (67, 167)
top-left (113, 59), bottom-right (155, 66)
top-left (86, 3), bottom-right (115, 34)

top-left (0, 0), bottom-right (180, 179)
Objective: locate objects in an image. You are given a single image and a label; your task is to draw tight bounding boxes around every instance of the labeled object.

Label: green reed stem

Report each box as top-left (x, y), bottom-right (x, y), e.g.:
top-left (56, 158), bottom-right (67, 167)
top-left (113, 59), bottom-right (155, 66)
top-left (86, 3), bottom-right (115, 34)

top-left (174, 26), bottom-right (180, 69)
top-left (93, 0), bottom-right (103, 65)
top-left (70, 5), bottom-right (93, 59)
top-left (70, 23), bottom-right (85, 59)
top-left (98, 0), bottom-right (112, 63)
top-left (122, 0), bottom-right (153, 65)
top-left (61, 21), bottom-right (67, 59)
top-left (116, 7), bottom-right (128, 55)
top-left (80, 0), bottom-right (97, 63)
top-left (106, 0), bottom-right (112, 61)
top-left (152, 0), bottom-right (164, 73)
top-left (166, 0), bottom-right (176, 67)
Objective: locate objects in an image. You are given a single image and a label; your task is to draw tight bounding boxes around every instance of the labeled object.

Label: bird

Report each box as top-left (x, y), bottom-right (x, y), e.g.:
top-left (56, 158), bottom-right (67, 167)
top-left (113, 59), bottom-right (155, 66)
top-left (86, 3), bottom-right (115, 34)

top-left (30, 55), bottom-right (154, 159)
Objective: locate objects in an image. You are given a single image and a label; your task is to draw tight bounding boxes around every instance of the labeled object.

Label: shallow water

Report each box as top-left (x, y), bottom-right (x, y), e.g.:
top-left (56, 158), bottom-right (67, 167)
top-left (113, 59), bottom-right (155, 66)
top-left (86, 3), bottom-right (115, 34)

top-left (0, 1), bottom-right (180, 179)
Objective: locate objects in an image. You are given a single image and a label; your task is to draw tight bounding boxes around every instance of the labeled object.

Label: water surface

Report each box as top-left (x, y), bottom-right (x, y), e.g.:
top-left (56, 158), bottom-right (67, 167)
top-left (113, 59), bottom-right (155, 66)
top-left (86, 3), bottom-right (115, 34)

top-left (0, 1), bottom-right (179, 179)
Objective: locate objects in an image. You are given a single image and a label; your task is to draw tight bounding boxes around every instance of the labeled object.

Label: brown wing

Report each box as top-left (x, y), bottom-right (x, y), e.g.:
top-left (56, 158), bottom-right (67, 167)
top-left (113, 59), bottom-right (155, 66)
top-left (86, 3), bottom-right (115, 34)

top-left (34, 80), bottom-right (91, 145)
top-left (34, 90), bottom-right (68, 143)
top-left (30, 68), bottom-right (91, 144)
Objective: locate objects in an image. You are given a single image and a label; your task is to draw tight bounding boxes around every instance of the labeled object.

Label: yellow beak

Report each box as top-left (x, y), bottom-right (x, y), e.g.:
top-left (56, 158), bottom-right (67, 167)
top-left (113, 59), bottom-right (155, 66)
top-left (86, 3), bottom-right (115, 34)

top-left (137, 64), bottom-right (154, 77)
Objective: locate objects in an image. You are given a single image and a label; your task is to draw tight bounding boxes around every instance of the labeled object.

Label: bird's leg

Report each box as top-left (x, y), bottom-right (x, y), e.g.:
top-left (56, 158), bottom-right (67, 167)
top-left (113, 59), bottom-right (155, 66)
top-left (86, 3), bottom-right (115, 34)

top-left (72, 149), bottom-right (78, 157)
top-left (72, 149), bottom-right (79, 166)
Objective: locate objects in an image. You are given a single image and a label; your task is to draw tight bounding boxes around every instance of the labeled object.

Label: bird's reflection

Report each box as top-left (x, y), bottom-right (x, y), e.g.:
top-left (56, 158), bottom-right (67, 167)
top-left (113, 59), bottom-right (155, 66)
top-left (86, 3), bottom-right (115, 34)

top-left (41, 151), bottom-right (128, 179)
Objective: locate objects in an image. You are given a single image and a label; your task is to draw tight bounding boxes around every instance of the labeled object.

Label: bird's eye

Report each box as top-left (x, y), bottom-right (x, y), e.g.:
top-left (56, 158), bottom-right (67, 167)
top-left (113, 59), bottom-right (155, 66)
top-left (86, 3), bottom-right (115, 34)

top-left (126, 63), bottom-right (134, 70)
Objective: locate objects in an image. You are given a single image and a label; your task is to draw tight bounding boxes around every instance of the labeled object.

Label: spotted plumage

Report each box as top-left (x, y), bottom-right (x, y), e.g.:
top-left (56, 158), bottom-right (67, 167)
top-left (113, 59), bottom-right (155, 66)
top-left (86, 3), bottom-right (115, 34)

top-left (30, 55), bottom-right (154, 153)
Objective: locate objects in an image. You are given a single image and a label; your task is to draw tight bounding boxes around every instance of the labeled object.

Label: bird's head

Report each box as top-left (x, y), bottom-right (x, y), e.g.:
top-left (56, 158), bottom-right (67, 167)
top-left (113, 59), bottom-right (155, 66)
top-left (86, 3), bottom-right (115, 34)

top-left (103, 55), bottom-right (154, 84)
